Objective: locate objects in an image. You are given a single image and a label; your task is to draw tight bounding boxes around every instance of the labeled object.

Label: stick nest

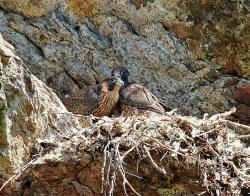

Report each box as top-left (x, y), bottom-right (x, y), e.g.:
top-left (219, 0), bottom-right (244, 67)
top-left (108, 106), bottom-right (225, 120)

top-left (91, 108), bottom-right (250, 195)
top-left (2, 108), bottom-right (250, 195)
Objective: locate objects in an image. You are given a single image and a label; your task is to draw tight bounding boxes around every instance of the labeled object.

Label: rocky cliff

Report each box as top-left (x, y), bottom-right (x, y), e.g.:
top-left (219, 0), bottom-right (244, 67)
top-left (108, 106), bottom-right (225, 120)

top-left (1, 45), bottom-right (250, 194)
top-left (0, 0), bottom-right (250, 195)
top-left (0, 0), bottom-right (249, 125)
top-left (0, 33), bottom-right (89, 186)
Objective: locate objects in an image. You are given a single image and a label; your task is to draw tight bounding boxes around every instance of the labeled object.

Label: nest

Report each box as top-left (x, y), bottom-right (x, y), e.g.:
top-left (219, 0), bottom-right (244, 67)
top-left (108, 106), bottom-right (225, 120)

top-left (93, 108), bottom-right (250, 195)
top-left (1, 108), bottom-right (250, 195)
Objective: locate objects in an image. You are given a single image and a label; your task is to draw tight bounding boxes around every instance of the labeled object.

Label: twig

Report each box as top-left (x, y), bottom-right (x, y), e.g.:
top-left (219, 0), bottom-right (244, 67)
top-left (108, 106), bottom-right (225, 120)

top-left (196, 127), bottom-right (219, 137)
top-left (209, 107), bottom-right (236, 121)
top-left (237, 134), bottom-right (250, 139)
top-left (118, 169), bottom-right (141, 196)
top-left (0, 159), bottom-right (36, 192)
top-left (221, 120), bottom-right (250, 134)
top-left (143, 145), bottom-right (166, 176)
top-left (116, 144), bottom-right (141, 196)
top-left (241, 1), bottom-right (250, 13)
top-left (225, 161), bottom-right (248, 178)
top-left (154, 140), bottom-right (186, 156)
top-left (0, 175), bottom-right (16, 192)
top-left (121, 146), bottom-right (136, 160)
top-left (101, 141), bottom-right (111, 193)
top-left (125, 171), bottom-right (143, 179)
top-left (197, 191), bottom-right (207, 195)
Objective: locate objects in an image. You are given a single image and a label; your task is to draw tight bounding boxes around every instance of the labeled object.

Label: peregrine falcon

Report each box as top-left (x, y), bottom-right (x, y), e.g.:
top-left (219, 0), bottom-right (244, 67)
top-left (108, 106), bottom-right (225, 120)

top-left (63, 77), bottom-right (124, 117)
top-left (111, 66), bottom-right (171, 116)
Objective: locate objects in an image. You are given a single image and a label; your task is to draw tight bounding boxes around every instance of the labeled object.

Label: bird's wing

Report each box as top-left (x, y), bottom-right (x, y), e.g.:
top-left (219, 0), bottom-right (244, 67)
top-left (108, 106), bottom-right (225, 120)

top-left (62, 86), bottom-right (101, 115)
top-left (120, 84), bottom-right (168, 114)
top-left (159, 101), bottom-right (172, 112)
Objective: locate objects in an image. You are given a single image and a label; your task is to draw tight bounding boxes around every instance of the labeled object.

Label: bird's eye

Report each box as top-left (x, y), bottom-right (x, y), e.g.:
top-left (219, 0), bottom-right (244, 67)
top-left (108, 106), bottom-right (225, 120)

top-left (110, 78), bottom-right (116, 83)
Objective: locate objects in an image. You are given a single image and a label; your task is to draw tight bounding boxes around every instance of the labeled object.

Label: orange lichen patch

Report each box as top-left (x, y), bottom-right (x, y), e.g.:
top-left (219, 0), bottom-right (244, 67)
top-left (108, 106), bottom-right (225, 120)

top-left (212, 47), bottom-right (237, 74)
top-left (171, 24), bottom-right (190, 39)
top-left (163, 21), bottom-right (204, 58)
top-left (163, 22), bottom-right (190, 40)
top-left (177, 0), bottom-right (249, 77)
top-left (186, 38), bottom-right (201, 51)
top-left (234, 85), bottom-right (250, 106)
top-left (223, 62), bottom-right (237, 75)
top-left (163, 20), bottom-right (172, 28)
top-left (67, 0), bottom-right (95, 17)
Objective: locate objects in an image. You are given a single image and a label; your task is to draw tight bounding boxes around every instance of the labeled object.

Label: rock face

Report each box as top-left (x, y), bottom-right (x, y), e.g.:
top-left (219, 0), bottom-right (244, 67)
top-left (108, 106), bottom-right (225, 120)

top-left (0, 0), bottom-right (249, 125)
top-left (0, 35), bottom-right (89, 185)
top-left (0, 0), bottom-right (250, 193)
top-left (0, 28), bottom-right (250, 195)
top-left (0, 36), bottom-right (205, 195)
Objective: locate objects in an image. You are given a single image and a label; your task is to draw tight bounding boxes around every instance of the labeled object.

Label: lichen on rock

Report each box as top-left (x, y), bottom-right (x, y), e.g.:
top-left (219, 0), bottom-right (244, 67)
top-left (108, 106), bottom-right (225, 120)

top-left (0, 0), bottom-right (249, 125)
top-left (0, 35), bottom-right (90, 186)
top-left (0, 0), bottom-right (250, 195)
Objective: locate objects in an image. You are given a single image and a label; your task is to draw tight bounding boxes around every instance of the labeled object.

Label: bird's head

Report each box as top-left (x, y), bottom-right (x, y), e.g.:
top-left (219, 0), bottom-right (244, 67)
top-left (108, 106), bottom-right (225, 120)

top-left (101, 77), bottom-right (124, 92)
top-left (111, 66), bottom-right (129, 84)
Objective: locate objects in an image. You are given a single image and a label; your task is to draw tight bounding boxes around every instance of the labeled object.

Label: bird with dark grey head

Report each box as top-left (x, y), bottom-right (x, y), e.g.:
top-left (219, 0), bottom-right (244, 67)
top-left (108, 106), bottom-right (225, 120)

top-left (111, 66), bottom-right (171, 116)
top-left (63, 76), bottom-right (124, 117)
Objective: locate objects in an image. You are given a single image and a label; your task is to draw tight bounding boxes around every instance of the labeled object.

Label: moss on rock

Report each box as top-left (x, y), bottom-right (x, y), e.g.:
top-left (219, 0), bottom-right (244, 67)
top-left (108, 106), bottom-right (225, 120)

top-left (158, 185), bottom-right (187, 196)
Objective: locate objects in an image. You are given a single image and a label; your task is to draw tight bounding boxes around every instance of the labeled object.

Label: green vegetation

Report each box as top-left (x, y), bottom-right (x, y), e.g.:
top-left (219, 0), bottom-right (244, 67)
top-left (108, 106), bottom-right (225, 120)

top-left (158, 185), bottom-right (187, 196)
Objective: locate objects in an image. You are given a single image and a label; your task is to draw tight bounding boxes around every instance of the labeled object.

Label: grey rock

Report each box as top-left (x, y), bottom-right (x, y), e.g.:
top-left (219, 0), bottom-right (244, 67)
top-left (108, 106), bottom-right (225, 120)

top-left (0, 0), bottom-right (249, 122)
top-left (0, 35), bottom-right (90, 184)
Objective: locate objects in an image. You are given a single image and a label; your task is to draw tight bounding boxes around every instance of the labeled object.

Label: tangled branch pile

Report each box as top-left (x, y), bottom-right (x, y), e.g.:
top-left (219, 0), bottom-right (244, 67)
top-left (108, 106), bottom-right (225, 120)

top-left (2, 109), bottom-right (250, 195)
top-left (98, 109), bottom-right (250, 195)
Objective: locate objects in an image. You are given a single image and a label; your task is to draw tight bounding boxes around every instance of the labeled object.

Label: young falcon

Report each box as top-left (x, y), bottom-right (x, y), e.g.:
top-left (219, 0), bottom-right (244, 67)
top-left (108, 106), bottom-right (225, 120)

top-left (62, 77), bottom-right (124, 117)
top-left (111, 66), bottom-right (171, 116)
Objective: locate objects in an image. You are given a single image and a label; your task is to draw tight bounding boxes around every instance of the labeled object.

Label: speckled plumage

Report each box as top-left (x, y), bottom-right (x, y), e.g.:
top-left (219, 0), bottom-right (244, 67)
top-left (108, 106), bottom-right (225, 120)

top-left (63, 77), bottom-right (123, 117)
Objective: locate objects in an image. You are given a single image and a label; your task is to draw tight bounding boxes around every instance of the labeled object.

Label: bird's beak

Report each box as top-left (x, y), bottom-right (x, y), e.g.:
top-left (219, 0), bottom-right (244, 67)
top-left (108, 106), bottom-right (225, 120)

top-left (116, 78), bottom-right (124, 86)
top-left (114, 72), bottom-right (121, 78)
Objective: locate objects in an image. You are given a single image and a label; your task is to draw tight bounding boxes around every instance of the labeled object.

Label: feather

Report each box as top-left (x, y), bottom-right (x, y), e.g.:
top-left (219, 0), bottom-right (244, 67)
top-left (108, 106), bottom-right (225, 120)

top-left (63, 77), bottom-right (123, 117)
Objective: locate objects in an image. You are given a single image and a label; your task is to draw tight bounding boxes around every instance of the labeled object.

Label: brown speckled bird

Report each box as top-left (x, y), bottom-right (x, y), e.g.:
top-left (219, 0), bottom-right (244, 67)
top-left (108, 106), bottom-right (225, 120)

top-left (63, 77), bottom-right (124, 117)
top-left (111, 66), bottom-right (171, 116)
